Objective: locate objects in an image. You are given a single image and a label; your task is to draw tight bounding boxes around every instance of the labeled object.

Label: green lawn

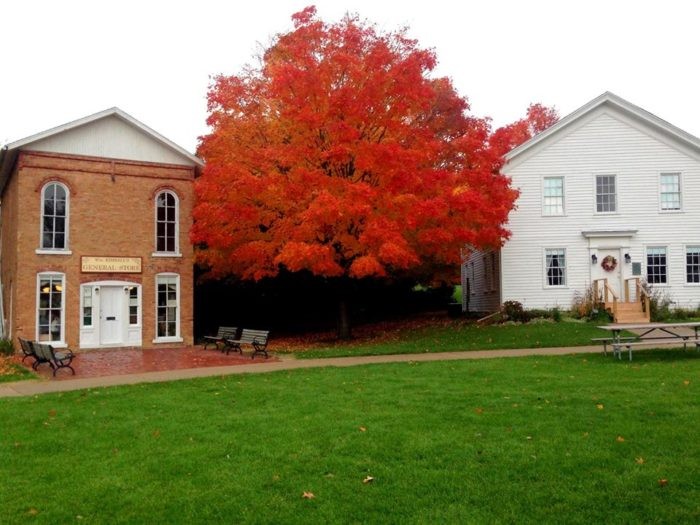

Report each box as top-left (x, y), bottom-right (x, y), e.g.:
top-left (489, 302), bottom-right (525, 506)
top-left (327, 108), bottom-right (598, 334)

top-left (289, 320), bottom-right (612, 358)
top-left (0, 361), bottom-right (35, 383)
top-left (2, 350), bottom-right (699, 523)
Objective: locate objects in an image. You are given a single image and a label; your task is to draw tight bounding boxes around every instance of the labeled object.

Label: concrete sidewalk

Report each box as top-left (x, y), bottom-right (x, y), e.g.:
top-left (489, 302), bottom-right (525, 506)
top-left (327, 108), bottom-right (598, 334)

top-left (0, 344), bottom-right (606, 398)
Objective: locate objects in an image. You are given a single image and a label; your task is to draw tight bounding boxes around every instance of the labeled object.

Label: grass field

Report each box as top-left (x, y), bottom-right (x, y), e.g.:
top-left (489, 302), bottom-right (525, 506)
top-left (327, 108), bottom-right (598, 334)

top-left (2, 349), bottom-right (699, 523)
top-left (287, 319), bottom-right (613, 358)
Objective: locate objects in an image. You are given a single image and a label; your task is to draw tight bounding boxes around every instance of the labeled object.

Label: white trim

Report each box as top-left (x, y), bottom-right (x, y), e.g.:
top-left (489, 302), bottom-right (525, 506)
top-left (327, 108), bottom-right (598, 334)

top-left (541, 176), bottom-right (565, 216)
top-left (543, 248), bottom-right (568, 288)
top-left (154, 190), bottom-right (180, 255)
top-left (593, 173), bottom-right (617, 214)
top-left (35, 272), bottom-right (66, 345)
top-left (39, 181), bottom-right (70, 250)
top-left (5, 107), bottom-right (203, 167)
top-left (658, 172), bottom-right (682, 213)
top-left (505, 92), bottom-right (700, 165)
top-left (154, 272), bottom-right (181, 342)
top-left (35, 249), bottom-right (73, 255)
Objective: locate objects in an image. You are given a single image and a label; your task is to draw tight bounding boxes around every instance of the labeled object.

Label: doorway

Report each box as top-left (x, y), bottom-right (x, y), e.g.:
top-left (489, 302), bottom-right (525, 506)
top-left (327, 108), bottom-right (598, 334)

top-left (99, 286), bottom-right (124, 345)
top-left (592, 248), bottom-right (623, 300)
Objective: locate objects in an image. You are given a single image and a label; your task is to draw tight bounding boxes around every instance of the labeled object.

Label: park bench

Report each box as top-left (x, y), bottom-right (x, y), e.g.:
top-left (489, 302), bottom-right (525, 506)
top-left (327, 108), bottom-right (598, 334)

top-left (203, 326), bottom-right (238, 352)
top-left (17, 337), bottom-right (41, 368)
top-left (223, 329), bottom-right (270, 359)
top-left (33, 343), bottom-right (75, 376)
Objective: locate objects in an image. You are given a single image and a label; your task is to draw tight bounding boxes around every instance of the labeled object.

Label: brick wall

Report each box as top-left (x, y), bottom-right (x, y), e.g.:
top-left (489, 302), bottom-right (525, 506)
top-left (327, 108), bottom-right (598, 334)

top-left (4, 150), bottom-right (195, 349)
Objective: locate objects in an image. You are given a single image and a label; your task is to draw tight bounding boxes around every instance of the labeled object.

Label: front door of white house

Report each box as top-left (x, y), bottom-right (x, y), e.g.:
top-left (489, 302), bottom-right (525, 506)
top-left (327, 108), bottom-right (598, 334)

top-left (592, 248), bottom-right (623, 300)
top-left (99, 286), bottom-right (124, 345)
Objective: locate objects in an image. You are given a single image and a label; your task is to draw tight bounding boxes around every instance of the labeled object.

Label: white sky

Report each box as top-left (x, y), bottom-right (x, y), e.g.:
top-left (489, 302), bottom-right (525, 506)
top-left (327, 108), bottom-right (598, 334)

top-left (1, 0), bottom-right (699, 153)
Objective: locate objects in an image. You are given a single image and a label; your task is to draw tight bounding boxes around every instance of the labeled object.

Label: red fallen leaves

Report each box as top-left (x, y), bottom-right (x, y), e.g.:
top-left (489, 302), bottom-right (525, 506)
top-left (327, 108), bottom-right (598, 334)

top-left (193, 5), bottom-right (557, 284)
top-left (658, 479), bottom-right (669, 487)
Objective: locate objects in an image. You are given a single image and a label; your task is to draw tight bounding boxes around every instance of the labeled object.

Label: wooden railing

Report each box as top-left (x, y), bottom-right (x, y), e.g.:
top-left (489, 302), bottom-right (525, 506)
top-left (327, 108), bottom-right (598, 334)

top-left (624, 277), bottom-right (651, 321)
top-left (593, 278), bottom-right (619, 320)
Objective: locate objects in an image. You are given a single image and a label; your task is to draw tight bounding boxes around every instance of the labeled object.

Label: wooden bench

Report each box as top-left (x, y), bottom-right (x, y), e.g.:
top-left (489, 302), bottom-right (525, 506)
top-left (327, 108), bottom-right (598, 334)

top-left (203, 326), bottom-right (238, 352)
top-left (33, 343), bottom-right (75, 376)
top-left (224, 329), bottom-right (270, 359)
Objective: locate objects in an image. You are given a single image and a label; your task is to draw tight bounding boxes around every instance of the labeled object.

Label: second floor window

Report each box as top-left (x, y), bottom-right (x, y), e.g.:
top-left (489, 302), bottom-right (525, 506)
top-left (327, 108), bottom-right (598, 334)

top-left (595, 175), bottom-right (616, 213)
top-left (660, 173), bottom-right (681, 211)
top-left (155, 191), bottom-right (178, 253)
top-left (543, 177), bottom-right (564, 215)
top-left (41, 182), bottom-right (68, 249)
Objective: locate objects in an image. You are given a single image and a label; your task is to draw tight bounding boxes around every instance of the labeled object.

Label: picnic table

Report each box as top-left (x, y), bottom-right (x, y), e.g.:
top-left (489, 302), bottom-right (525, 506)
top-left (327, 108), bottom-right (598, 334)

top-left (596, 322), bottom-right (700, 361)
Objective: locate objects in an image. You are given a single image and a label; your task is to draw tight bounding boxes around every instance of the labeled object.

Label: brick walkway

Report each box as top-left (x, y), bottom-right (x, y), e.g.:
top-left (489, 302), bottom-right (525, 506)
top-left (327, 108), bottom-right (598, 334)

top-left (22, 346), bottom-right (278, 381)
top-left (0, 344), bottom-right (605, 397)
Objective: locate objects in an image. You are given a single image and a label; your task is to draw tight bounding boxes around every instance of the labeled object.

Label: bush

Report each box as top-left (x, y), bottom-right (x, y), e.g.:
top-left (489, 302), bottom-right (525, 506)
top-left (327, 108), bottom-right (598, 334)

top-left (0, 338), bottom-right (14, 356)
top-left (502, 301), bottom-right (530, 323)
top-left (571, 286), bottom-right (597, 319)
top-left (645, 284), bottom-right (673, 322)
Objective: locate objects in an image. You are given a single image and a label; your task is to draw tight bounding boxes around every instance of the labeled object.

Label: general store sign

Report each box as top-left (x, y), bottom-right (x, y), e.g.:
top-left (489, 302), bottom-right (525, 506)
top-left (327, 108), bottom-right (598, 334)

top-left (81, 256), bottom-right (142, 273)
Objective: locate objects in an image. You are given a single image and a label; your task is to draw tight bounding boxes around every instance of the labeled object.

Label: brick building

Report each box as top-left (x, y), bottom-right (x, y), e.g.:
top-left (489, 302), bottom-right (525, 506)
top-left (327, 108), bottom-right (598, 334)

top-left (0, 108), bottom-right (202, 350)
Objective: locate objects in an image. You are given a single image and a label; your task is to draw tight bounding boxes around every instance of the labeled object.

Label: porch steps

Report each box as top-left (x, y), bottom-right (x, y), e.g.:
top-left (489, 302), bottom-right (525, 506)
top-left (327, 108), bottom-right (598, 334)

top-left (605, 301), bottom-right (649, 324)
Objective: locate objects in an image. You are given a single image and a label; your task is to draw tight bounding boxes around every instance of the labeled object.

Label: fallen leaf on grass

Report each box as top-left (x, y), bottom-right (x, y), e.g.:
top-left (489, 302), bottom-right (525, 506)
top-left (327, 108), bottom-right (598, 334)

top-left (635, 457), bottom-right (645, 464)
top-left (474, 407), bottom-right (484, 415)
top-left (658, 479), bottom-right (668, 487)
top-left (48, 409), bottom-right (57, 418)
top-left (302, 491), bottom-right (315, 499)
top-left (596, 404), bottom-right (604, 410)
top-left (683, 380), bottom-right (690, 386)
top-left (27, 508), bottom-right (39, 516)
top-left (616, 436), bottom-right (625, 443)
top-left (363, 476), bottom-right (375, 484)
top-left (359, 426), bottom-right (367, 432)
top-left (152, 430), bottom-right (161, 438)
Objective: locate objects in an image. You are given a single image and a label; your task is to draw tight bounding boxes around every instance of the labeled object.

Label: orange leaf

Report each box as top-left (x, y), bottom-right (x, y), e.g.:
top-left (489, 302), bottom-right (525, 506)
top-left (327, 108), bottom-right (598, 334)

top-left (658, 479), bottom-right (668, 487)
top-left (302, 491), bottom-right (315, 499)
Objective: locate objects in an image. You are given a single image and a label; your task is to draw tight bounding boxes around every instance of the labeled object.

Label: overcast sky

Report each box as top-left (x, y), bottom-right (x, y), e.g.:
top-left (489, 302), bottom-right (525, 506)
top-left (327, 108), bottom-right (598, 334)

top-left (1, 0), bottom-right (698, 153)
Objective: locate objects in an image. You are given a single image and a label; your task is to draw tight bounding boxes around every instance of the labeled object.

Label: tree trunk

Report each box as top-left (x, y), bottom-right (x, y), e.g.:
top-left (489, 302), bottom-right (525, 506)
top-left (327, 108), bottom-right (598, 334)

top-left (337, 298), bottom-right (352, 340)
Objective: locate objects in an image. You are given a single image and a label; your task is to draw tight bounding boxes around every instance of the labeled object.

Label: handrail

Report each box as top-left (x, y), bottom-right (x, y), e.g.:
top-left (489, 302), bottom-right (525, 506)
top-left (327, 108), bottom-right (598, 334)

top-left (624, 277), bottom-right (641, 302)
top-left (638, 282), bottom-right (651, 321)
top-left (593, 278), bottom-right (618, 320)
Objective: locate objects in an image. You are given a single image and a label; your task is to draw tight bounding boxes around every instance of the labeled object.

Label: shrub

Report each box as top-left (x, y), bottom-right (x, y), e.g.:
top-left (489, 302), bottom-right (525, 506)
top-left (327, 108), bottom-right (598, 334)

top-left (0, 338), bottom-right (14, 356)
top-left (501, 301), bottom-right (530, 323)
top-left (571, 286), bottom-right (597, 319)
top-left (644, 284), bottom-right (673, 322)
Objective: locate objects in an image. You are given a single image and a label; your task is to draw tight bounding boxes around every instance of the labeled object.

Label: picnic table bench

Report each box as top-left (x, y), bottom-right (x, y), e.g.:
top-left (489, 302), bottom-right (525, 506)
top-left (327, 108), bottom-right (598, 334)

top-left (203, 326), bottom-right (238, 352)
top-left (223, 329), bottom-right (270, 359)
top-left (595, 322), bottom-right (700, 361)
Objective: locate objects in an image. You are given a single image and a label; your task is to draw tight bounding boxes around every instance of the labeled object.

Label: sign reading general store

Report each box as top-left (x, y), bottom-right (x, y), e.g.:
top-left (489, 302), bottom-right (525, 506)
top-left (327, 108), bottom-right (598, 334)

top-left (81, 256), bottom-right (142, 273)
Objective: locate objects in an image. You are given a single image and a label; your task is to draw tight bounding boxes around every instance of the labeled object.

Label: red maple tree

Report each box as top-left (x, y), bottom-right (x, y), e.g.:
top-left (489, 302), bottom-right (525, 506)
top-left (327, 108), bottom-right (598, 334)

top-left (192, 6), bottom-right (556, 337)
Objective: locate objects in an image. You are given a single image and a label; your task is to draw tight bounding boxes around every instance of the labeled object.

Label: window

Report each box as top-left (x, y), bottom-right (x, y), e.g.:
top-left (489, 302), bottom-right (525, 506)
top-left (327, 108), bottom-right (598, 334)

top-left (37, 273), bottom-right (65, 342)
top-left (156, 274), bottom-right (179, 339)
top-left (687, 247), bottom-right (700, 283)
top-left (129, 286), bottom-right (139, 325)
top-left (543, 177), bottom-right (564, 215)
top-left (41, 182), bottom-right (68, 249)
top-left (660, 173), bottom-right (681, 211)
top-left (545, 249), bottom-right (566, 286)
top-left (155, 191), bottom-right (178, 253)
top-left (82, 286), bottom-right (93, 327)
top-left (646, 247), bottom-right (667, 284)
top-left (595, 175), bottom-right (616, 213)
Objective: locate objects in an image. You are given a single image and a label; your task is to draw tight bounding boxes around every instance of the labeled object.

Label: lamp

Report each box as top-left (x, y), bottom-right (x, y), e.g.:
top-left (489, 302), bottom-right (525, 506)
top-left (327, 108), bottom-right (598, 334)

top-left (591, 254), bottom-right (598, 264)
top-left (624, 253), bottom-right (632, 263)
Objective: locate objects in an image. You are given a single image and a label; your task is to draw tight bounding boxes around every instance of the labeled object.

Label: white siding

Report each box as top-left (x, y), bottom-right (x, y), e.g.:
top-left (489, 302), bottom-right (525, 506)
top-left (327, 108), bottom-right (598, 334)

top-left (462, 249), bottom-right (501, 312)
top-left (502, 108), bottom-right (700, 310)
top-left (27, 115), bottom-right (196, 166)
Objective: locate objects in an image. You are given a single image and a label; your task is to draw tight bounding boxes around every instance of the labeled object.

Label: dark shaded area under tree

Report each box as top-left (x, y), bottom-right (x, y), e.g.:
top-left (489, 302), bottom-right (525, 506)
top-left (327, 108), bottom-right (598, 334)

top-left (194, 269), bottom-right (454, 340)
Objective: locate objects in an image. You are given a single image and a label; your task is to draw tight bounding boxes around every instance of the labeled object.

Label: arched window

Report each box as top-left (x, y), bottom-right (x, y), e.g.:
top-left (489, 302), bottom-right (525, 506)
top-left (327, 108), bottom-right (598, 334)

top-left (155, 191), bottom-right (178, 254)
top-left (41, 182), bottom-right (69, 250)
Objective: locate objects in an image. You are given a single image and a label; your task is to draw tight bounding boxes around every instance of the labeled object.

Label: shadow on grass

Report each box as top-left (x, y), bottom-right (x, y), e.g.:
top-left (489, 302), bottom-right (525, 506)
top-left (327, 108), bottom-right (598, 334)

top-left (599, 347), bottom-right (700, 364)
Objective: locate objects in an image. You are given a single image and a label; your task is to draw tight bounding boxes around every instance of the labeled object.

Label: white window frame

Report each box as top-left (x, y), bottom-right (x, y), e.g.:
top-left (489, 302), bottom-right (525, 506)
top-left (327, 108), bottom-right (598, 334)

top-left (659, 172), bottom-right (682, 212)
top-left (685, 245), bottom-right (700, 285)
top-left (594, 174), bottom-right (617, 214)
top-left (37, 182), bottom-right (71, 254)
top-left (154, 273), bottom-right (182, 343)
top-left (36, 272), bottom-right (67, 348)
top-left (80, 285), bottom-right (94, 328)
top-left (646, 246), bottom-right (668, 286)
top-left (153, 190), bottom-right (181, 256)
top-left (544, 248), bottom-right (567, 288)
top-left (542, 176), bottom-right (565, 216)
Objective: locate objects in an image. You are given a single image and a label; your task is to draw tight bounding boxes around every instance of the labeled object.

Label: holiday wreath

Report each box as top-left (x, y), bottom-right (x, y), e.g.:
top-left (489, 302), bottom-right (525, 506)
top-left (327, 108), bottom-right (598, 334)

top-left (601, 255), bottom-right (617, 272)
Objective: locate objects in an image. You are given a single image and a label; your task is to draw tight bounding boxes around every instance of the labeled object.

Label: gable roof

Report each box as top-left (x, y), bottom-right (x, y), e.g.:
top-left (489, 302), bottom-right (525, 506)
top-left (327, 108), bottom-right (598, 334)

top-left (0, 107), bottom-right (203, 194)
top-left (505, 91), bottom-right (700, 165)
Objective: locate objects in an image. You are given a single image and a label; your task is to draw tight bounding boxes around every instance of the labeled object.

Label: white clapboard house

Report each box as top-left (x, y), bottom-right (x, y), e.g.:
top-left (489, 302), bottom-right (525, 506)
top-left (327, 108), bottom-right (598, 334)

top-left (462, 92), bottom-right (700, 322)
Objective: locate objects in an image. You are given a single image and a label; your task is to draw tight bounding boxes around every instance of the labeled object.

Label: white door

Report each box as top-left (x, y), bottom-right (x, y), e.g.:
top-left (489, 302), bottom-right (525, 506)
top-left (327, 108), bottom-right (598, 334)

top-left (100, 287), bottom-right (124, 345)
top-left (593, 249), bottom-right (623, 300)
